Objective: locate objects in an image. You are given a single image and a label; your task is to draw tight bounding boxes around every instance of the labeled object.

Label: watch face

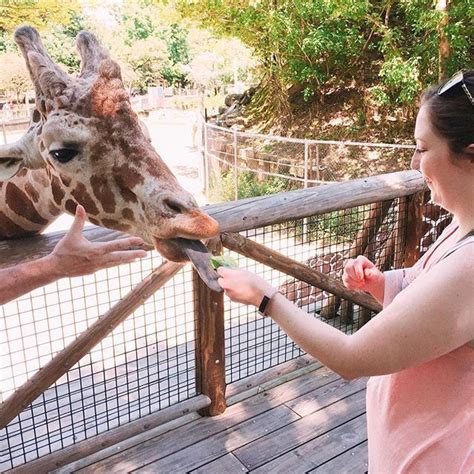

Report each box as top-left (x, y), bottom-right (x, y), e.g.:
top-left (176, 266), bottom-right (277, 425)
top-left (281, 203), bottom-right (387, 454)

top-left (258, 295), bottom-right (270, 315)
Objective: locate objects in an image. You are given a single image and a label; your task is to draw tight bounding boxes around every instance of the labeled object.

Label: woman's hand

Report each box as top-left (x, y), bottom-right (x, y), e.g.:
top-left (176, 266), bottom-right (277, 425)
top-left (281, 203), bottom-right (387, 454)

top-left (342, 255), bottom-right (385, 302)
top-left (48, 205), bottom-right (147, 278)
top-left (217, 267), bottom-right (276, 307)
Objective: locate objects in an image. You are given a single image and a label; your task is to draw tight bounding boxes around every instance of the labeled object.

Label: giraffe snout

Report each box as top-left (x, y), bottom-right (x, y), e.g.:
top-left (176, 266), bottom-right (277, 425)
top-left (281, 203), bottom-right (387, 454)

top-left (150, 192), bottom-right (219, 240)
top-left (171, 208), bottom-right (220, 239)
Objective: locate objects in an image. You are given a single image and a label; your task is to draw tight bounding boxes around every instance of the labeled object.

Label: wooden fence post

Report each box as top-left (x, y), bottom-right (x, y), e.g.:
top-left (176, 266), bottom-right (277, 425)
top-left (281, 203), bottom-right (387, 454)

top-left (193, 238), bottom-right (227, 416)
top-left (403, 191), bottom-right (425, 267)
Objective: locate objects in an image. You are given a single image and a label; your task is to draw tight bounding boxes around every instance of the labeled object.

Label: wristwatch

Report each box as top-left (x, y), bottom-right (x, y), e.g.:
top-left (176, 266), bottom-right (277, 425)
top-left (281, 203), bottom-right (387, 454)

top-left (258, 289), bottom-right (280, 316)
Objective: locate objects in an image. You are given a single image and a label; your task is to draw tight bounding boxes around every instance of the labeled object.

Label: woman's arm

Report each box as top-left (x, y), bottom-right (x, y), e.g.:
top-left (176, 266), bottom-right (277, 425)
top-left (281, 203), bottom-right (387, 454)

top-left (0, 206), bottom-right (147, 305)
top-left (217, 246), bottom-right (473, 379)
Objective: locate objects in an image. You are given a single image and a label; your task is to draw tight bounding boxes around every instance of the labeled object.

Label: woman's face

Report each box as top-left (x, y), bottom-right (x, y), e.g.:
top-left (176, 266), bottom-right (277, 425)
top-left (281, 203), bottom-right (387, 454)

top-left (411, 105), bottom-right (466, 212)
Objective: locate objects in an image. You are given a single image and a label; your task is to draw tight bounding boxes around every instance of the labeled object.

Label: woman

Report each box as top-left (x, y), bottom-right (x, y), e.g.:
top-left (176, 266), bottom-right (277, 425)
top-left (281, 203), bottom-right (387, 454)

top-left (217, 70), bottom-right (474, 472)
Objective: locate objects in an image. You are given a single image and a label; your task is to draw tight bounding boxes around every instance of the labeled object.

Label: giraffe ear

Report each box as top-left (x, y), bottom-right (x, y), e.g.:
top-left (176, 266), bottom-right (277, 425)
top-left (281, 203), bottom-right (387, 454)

top-left (0, 156), bottom-right (23, 181)
top-left (139, 120), bottom-right (151, 142)
top-left (0, 127), bottom-right (44, 180)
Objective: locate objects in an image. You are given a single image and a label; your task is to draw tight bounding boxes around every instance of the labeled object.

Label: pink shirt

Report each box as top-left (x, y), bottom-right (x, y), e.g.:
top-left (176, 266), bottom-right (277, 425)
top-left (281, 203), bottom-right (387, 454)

top-left (366, 221), bottom-right (474, 473)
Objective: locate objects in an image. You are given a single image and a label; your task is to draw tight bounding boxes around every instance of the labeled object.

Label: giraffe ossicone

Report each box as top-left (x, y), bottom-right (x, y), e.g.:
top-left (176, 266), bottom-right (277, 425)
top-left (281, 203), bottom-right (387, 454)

top-left (0, 26), bottom-right (221, 291)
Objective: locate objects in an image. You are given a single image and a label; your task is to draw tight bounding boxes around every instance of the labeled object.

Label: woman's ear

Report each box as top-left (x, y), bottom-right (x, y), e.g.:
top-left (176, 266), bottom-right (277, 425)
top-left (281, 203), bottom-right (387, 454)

top-left (467, 144), bottom-right (474, 152)
top-left (467, 144), bottom-right (474, 162)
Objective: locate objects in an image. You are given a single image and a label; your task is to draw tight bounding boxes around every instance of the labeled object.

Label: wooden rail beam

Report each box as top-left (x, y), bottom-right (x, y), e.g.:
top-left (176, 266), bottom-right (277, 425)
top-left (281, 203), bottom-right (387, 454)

top-left (0, 261), bottom-right (184, 430)
top-left (7, 395), bottom-right (211, 474)
top-left (221, 232), bottom-right (382, 313)
top-left (210, 170), bottom-right (425, 233)
top-left (0, 170), bottom-right (426, 269)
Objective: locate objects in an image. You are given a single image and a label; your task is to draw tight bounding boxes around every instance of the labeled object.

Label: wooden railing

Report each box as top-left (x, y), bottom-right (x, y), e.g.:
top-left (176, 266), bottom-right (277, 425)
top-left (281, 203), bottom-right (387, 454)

top-left (0, 170), bottom-right (426, 471)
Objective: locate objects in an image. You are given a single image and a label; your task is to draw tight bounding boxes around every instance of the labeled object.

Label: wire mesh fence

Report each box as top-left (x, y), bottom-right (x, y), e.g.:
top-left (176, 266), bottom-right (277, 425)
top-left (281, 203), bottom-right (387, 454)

top-left (203, 121), bottom-right (415, 202)
top-left (1, 252), bottom-right (198, 469)
top-left (1, 192), bottom-right (449, 470)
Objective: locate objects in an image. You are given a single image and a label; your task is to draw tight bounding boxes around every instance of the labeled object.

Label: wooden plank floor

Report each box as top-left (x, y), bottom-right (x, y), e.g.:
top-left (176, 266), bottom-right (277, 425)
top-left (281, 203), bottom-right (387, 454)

top-left (59, 366), bottom-right (369, 473)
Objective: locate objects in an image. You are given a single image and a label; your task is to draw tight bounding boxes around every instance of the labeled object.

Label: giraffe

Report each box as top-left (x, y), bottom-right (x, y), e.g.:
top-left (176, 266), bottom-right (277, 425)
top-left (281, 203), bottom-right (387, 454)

top-left (0, 26), bottom-right (221, 290)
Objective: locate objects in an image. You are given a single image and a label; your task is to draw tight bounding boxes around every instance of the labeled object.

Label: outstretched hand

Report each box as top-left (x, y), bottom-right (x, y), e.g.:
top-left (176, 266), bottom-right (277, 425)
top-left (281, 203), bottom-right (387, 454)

top-left (48, 205), bottom-right (147, 278)
top-left (217, 266), bottom-right (276, 307)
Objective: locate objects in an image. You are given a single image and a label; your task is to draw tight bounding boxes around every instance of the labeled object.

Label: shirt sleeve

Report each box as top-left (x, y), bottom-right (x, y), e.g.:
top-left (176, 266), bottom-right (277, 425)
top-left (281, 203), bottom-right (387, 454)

top-left (383, 269), bottom-right (404, 308)
top-left (382, 219), bottom-right (458, 308)
top-left (382, 258), bottom-right (425, 308)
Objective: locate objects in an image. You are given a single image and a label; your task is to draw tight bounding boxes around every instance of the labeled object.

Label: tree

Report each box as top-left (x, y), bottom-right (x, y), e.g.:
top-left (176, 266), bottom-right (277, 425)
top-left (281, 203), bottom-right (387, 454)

top-left (0, 0), bottom-right (81, 33)
top-left (436, 0), bottom-right (450, 80)
top-left (42, 13), bottom-right (88, 73)
top-left (125, 37), bottom-right (169, 91)
top-left (160, 23), bottom-right (190, 87)
top-left (186, 29), bottom-right (256, 92)
top-left (0, 52), bottom-right (30, 102)
top-left (176, 0), bottom-right (473, 129)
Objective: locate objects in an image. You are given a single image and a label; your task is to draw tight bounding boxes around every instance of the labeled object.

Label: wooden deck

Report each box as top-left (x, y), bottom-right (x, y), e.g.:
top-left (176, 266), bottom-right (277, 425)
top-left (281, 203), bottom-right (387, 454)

top-left (57, 364), bottom-right (369, 473)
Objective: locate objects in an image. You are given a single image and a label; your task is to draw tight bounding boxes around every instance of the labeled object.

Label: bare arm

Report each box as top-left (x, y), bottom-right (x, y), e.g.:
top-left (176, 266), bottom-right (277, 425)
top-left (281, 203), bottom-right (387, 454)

top-left (217, 247), bottom-right (473, 379)
top-left (0, 206), bottom-right (147, 305)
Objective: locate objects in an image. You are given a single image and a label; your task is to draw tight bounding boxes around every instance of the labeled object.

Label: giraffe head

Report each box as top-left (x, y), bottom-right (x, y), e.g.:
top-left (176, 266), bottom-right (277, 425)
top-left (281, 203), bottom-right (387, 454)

top-left (0, 27), bottom-right (221, 289)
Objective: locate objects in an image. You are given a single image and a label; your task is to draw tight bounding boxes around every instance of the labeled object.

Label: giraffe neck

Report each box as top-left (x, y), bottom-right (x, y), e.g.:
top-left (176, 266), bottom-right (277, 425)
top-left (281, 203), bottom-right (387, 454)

top-left (0, 168), bottom-right (62, 238)
top-left (0, 167), bottom-right (137, 240)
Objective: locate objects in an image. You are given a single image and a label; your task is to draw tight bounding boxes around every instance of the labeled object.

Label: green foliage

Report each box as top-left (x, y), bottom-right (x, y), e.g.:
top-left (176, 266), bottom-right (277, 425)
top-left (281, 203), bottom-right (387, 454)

top-left (159, 24), bottom-right (190, 87)
top-left (120, 4), bottom-right (192, 89)
top-left (370, 56), bottom-right (421, 105)
top-left (42, 14), bottom-right (88, 73)
top-left (0, 0), bottom-right (81, 34)
top-left (178, 0), bottom-right (473, 127)
top-left (307, 208), bottom-right (365, 242)
top-left (210, 254), bottom-right (238, 269)
top-left (124, 15), bottom-right (155, 43)
top-left (0, 30), bottom-right (15, 53)
top-left (214, 170), bottom-right (289, 201)
top-left (165, 23), bottom-right (189, 65)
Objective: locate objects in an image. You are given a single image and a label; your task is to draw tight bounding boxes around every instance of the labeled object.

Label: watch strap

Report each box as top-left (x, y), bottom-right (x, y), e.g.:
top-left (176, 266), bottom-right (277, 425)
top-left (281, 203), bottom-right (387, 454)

top-left (258, 289), bottom-right (279, 316)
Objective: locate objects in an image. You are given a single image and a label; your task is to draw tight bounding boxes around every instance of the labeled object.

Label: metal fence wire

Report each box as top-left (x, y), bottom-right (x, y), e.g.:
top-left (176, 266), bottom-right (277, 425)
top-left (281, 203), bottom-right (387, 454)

top-left (1, 196), bottom-right (449, 470)
top-left (203, 122), bottom-right (415, 202)
top-left (1, 252), bottom-right (197, 469)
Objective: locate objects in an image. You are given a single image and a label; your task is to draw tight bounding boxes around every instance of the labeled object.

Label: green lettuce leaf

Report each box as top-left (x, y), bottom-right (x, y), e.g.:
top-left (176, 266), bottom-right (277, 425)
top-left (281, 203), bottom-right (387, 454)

top-left (210, 254), bottom-right (238, 269)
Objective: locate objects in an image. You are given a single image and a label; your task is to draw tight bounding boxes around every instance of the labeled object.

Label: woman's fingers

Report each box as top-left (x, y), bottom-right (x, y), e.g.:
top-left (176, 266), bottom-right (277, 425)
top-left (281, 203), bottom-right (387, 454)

top-left (343, 256), bottom-right (377, 290)
top-left (344, 259), bottom-right (363, 282)
top-left (216, 267), bottom-right (238, 290)
top-left (216, 266), bottom-right (235, 277)
top-left (364, 267), bottom-right (380, 281)
top-left (342, 273), bottom-right (363, 289)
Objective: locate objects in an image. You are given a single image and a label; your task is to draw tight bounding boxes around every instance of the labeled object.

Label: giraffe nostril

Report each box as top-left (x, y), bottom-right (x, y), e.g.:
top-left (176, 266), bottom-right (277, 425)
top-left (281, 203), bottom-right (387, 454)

top-left (163, 198), bottom-right (189, 215)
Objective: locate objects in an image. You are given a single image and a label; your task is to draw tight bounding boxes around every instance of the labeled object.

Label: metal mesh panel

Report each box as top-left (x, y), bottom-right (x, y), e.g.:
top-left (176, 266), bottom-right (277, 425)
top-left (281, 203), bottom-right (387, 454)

top-left (224, 198), bottom-right (449, 384)
top-left (1, 196), bottom-right (449, 469)
top-left (1, 252), bottom-right (197, 470)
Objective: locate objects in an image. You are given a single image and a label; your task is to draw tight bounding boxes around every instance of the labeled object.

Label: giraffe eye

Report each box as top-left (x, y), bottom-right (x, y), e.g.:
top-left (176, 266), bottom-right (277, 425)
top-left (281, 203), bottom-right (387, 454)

top-left (50, 149), bottom-right (79, 163)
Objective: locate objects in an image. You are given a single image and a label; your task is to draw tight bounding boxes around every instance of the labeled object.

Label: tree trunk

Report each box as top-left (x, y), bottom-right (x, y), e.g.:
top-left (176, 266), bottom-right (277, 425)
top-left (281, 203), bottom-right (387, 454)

top-left (436, 0), bottom-right (450, 81)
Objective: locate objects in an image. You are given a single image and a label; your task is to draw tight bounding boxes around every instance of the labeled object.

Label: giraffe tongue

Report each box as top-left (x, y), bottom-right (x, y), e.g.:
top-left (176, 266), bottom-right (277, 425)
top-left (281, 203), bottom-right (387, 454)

top-left (170, 238), bottom-right (223, 293)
